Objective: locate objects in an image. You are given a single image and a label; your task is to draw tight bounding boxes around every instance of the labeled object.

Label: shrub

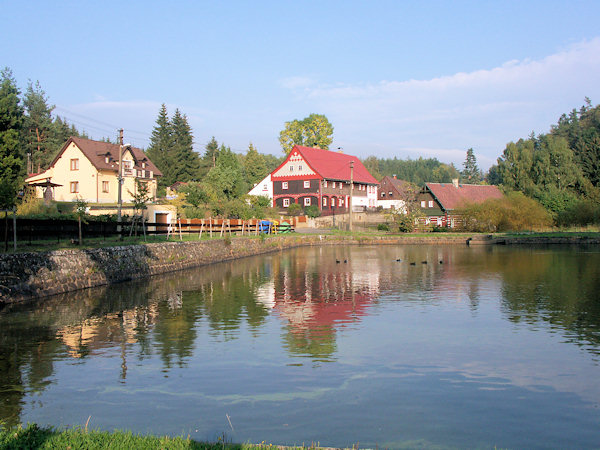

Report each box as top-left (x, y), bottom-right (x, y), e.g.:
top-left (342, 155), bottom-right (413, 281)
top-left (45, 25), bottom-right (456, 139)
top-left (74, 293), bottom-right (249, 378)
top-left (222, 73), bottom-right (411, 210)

top-left (377, 223), bottom-right (390, 231)
top-left (304, 205), bottom-right (320, 218)
top-left (556, 198), bottom-right (600, 227)
top-left (287, 203), bottom-right (303, 216)
top-left (458, 192), bottom-right (552, 232)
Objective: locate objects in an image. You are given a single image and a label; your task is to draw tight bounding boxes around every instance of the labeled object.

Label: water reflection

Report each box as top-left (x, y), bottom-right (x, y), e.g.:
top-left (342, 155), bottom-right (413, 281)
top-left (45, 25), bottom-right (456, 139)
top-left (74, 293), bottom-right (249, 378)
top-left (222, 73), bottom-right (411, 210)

top-left (0, 244), bottom-right (599, 446)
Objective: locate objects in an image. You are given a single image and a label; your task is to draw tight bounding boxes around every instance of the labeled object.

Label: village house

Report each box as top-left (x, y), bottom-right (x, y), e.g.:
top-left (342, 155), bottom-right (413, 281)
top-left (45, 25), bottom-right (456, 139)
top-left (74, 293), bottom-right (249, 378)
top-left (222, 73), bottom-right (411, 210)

top-left (25, 137), bottom-right (162, 204)
top-left (418, 179), bottom-right (503, 228)
top-left (247, 174), bottom-right (273, 200)
top-left (269, 145), bottom-right (379, 214)
top-left (377, 175), bottom-right (413, 210)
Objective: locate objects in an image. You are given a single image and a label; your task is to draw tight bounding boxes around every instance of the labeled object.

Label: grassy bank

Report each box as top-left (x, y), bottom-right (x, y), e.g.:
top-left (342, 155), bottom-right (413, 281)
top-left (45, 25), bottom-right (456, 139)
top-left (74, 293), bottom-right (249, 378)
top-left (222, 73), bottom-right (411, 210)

top-left (0, 424), bottom-right (329, 450)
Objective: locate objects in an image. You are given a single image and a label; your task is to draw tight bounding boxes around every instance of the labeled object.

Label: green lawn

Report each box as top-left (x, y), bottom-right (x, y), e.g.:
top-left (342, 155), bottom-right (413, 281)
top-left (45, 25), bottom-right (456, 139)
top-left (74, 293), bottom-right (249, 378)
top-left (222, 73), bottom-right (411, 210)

top-left (0, 424), bottom-right (327, 450)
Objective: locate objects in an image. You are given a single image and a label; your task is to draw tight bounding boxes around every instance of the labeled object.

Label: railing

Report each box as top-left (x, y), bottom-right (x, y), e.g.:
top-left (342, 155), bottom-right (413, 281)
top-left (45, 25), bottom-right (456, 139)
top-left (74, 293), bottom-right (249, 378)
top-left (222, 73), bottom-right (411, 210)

top-left (0, 217), bottom-right (296, 248)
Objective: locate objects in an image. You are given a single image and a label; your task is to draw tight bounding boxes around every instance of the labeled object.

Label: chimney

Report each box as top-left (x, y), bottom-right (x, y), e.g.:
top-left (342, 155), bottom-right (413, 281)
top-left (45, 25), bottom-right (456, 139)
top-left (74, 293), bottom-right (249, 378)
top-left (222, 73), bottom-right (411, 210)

top-left (452, 178), bottom-right (459, 188)
top-left (312, 143), bottom-right (320, 149)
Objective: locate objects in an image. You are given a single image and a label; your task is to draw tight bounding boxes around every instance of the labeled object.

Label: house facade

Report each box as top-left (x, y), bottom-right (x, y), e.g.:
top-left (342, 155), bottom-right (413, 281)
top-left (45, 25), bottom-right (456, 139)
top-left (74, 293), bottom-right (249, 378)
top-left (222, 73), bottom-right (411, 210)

top-left (377, 175), bottom-right (413, 210)
top-left (418, 179), bottom-right (503, 228)
top-left (270, 145), bottom-right (378, 215)
top-left (247, 174), bottom-right (273, 200)
top-left (25, 137), bottom-right (162, 204)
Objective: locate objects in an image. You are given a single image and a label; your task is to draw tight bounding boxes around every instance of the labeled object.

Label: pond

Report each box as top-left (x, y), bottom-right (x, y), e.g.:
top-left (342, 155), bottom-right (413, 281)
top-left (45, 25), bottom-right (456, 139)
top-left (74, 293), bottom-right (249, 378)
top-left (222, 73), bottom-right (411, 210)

top-left (1, 244), bottom-right (600, 448)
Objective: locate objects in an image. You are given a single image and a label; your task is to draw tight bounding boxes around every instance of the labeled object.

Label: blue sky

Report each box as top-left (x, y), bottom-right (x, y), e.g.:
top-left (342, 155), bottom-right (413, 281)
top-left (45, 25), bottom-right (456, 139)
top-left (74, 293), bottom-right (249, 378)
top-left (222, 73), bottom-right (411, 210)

top-left (3, 1), bottom-right (600, 169)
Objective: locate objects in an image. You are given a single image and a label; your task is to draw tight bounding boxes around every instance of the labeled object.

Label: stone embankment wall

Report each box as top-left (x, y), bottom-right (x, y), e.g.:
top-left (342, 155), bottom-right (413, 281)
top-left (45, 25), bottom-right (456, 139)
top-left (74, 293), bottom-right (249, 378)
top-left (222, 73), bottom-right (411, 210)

top-left (0, 234), bottom-right (473, 304)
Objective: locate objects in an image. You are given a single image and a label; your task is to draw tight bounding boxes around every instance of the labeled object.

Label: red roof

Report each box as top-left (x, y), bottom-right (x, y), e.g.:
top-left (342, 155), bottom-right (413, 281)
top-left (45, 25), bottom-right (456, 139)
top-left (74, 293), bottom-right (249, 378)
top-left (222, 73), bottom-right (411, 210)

top-left (275, 145), bottom-right (378, 185)
top-left (426, 183), bottom-right (503, 210)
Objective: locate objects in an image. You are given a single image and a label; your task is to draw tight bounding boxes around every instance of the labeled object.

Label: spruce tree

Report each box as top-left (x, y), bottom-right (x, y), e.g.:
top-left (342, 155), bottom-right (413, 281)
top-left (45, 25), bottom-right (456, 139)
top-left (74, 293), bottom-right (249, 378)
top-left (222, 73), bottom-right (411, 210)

top-left (243, 142), bottom-right (267, 186)
top-left (462, 148), bottom-right (482, 183)
top-left (171, 109), bottom-right (201, 182)
top-left (146, 104), bottom-right (174, 190)
top-left (0, 68), bottom-right (24, 208)
top-left (22, 80), bottom-right (56, 172)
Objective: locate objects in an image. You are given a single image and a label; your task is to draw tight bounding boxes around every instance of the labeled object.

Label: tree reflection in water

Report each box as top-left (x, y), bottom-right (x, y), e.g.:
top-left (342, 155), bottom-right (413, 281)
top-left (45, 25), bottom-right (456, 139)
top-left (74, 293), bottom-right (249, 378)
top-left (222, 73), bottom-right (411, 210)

top-left (1, 244), bottom-right (600, 429)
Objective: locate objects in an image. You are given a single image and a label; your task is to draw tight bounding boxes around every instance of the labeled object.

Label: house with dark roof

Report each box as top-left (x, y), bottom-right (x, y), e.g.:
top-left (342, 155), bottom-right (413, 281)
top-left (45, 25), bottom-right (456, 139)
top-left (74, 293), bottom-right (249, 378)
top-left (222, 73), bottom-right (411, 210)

top-left (270, 145), bottom-right (379, 214)
top-left (377, 175), bottom-right (414, 210)
top-left (25, 137), bottom-right (162, 203)
top-left (418, 179), bottom-right (503, 228)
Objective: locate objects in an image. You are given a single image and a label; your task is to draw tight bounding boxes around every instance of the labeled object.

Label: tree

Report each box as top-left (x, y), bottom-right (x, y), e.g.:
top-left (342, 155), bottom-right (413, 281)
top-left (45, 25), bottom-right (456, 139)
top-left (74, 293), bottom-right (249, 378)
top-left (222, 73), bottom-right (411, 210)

top-left (242, 142), bottom-right (268, 186)
top-left (279, 113), bottom-right (334, 154)
top-left (145, 104), bottom-right (173, 191)
top-left (171, 109), bottom-right (200, 182)
top-left (0, 68), bottom-right (24, 209)
top-left (74, 197), bottom-right (88, 244)
top-left (205, 145), bottom-right (247, 200)
top-left (22, 80), bottom-right (55, 172)
top-left (461, 148), bottom-right (481, 183)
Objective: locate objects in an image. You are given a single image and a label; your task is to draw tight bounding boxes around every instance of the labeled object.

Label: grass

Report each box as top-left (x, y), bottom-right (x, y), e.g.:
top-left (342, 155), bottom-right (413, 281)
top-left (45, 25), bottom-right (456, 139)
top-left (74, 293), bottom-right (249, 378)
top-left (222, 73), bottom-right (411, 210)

top-left (0, 424), bottom-right (329, 450)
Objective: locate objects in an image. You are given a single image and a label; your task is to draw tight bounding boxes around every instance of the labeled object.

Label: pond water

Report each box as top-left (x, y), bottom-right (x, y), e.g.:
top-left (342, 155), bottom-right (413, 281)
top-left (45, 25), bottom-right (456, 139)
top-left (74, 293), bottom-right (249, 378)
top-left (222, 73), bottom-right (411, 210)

top-left (1, 244), bottom-right (600, 449)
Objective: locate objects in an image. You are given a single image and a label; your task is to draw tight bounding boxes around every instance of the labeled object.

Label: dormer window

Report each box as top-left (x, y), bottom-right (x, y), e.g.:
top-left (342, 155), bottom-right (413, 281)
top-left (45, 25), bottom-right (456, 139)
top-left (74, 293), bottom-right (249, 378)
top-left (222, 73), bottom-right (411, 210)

top-left (105, 156), bottom-right (110, 164)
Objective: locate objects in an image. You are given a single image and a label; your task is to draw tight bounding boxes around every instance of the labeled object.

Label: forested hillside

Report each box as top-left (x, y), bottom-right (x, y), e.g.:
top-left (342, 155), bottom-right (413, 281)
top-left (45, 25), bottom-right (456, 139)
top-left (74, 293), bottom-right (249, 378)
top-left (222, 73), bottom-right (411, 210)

top-left (491, 99), bottom-right (600, 224)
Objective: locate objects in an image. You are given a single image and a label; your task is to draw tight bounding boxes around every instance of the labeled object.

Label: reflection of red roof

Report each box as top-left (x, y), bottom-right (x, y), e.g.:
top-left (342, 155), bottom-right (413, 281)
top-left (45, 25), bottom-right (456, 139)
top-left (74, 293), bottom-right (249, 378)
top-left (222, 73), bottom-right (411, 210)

top-left (278, 145), bottom-right (379, 185)
top-left (426, 183), bottom-right (503, 211)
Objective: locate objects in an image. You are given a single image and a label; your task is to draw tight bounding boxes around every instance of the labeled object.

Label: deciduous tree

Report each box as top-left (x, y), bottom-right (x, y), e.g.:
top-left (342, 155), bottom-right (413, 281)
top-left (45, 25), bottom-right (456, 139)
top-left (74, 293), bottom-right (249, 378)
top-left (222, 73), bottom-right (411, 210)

top-left (279, 113), bottom-right (333, 154)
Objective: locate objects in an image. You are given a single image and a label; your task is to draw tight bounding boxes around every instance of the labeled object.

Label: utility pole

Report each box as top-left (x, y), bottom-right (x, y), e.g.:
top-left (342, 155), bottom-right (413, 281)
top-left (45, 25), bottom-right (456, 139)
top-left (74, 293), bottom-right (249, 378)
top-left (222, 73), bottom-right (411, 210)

top-left (117, 129), bottom-right (124, 235)
top-left (349, 160), bottom-right (354, 232)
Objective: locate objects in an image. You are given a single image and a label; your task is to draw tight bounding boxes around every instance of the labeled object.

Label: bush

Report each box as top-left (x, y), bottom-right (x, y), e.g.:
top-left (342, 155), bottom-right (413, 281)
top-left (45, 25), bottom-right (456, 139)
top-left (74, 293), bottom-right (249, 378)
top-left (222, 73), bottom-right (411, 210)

top-left (287, 203), bottom-right (303, 216)
top-left (396, 214), bottom-right (416, 232)
top-left (377, 223), bottom-right (390, 231)
top-left (304, 205), bottom-right (320, 218)
top-left (458, 191), bottom-right (552, 232)
top-left (556, 198), bottom-right (600, 227)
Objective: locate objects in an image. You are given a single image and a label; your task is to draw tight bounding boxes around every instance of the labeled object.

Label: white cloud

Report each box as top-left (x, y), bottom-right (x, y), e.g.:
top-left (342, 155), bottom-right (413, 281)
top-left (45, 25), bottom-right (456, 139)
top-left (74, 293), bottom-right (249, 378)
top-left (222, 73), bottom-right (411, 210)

top-left (283, 38), bottom-right (600, 168)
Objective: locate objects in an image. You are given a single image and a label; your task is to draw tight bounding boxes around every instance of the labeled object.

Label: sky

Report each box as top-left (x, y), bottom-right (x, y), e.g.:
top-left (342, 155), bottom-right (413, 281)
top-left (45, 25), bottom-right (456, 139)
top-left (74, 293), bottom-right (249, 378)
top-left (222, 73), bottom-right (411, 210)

top-left (2, 1), bottom-right (600, 170)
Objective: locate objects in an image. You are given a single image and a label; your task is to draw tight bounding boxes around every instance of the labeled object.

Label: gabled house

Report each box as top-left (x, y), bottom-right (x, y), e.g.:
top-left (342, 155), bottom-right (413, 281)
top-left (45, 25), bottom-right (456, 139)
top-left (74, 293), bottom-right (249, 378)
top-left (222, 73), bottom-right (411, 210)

top-left (418, 179), bottom-right (503, 227)
top-left (270, 145), bottom-right (379, 214)
top-left (377, 175), bottom-right (413, 210)
top-left (25, 137), bottom-right (162, 203)
top-left (247, 174), bottom-right (273, 200)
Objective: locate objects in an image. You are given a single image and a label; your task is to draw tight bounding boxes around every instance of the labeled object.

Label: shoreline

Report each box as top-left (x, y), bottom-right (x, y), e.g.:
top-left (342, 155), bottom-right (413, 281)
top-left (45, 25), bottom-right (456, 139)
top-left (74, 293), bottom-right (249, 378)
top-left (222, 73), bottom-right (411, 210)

top-left (1, 233), bottom-right (598, 304)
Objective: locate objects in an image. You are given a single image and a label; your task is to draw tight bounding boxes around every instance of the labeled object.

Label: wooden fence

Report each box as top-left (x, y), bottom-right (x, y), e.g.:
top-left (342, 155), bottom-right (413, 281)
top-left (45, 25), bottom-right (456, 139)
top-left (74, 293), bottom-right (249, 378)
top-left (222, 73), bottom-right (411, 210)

top-left (0, 217), bottom-right (296, 247)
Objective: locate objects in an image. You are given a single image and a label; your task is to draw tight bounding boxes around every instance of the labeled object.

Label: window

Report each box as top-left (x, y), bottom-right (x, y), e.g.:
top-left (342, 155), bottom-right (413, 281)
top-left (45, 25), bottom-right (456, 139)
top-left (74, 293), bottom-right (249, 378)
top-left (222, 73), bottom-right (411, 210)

top-left (282, 181), bottom-right (288, 190)
top-left (105, 156), bottom-right (110, 164)
top-left (304, 197), bottom-right (311, 206)
top-left (332, 182), bottom-right (336, 188)
top-left (70, 182), bottom-right (79, 193)
top-left (381, 192), bottom-right (385, 198)
top-left (298, 165), bottom-right (302, 171)
top-left (428, 200), bottom-right (434, 208)
top-left (102, 181), bottom-right (109, 193)
top-left (339, 182), bottom-right (343, 190)
top-left (304, 180), bottom-right (310, 189)
top-left (339, 198), bottom-right (344, 207)
top-left (389, 191), bottom-right (393, 196)
top-left (323, 180), bottom-right (328, 188)
top-left (283, 198), bottom-right (290, 207)
top-left (289, 165), bottom-right (294, 172)
top-left (323, 197), bottom-right (327, 206)
top-left (70, 159), bottom-right (79, 171)
top-left (421, 200), bottom-right (426, 208)
top-left (123, 160), bottom-right (133, 176)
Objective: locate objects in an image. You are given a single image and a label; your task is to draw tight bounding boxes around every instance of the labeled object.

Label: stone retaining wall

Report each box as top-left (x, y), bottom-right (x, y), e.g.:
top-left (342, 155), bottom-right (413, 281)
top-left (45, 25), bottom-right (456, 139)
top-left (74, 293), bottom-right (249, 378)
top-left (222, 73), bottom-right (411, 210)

top-left (0, 235), bottom-right (475, 304)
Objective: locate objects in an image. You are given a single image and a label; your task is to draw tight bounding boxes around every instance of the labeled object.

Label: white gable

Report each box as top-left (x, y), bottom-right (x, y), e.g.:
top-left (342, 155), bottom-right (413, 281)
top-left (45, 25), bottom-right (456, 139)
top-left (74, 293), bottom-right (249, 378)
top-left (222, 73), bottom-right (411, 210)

top-left (272, 150), bottom-right (316, 178)
top-left (248, 174), bottom-right (273, 199)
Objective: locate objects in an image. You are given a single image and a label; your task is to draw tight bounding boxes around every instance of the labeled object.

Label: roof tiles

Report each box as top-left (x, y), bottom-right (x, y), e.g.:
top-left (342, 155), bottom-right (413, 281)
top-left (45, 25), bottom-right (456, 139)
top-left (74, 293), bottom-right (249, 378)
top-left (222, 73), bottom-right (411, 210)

top-left (426, 183), bottom-right (503, 210)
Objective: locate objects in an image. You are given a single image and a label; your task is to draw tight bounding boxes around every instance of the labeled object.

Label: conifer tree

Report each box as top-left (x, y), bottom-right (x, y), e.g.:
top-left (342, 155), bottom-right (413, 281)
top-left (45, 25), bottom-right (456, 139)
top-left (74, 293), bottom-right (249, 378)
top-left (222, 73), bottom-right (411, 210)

top-left (146, 104), bottom-right (174, 190)
top-left (243, 142), bottom-right (268, 186)
top-left (462, 148), bottom-right (482, 183)
top-left (171, 109), bottom-right (201, 182)
top-left (22, 80), bottom-right (55, 172)
top-left (0, 68), bottom-right (24, 208)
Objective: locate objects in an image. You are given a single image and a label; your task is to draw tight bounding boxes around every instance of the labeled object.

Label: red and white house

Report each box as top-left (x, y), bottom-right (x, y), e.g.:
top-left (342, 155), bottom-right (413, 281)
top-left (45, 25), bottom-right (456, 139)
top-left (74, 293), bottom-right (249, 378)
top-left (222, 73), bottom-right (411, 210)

top-left (270, 145), bottom-right (379, 215)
